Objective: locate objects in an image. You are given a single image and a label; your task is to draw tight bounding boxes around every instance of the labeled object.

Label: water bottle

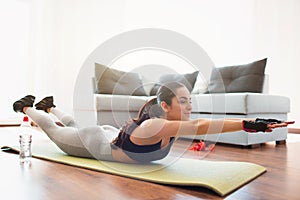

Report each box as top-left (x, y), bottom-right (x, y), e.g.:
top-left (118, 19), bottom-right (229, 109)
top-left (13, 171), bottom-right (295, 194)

top-left (19, 115), bottom-right (32, 163)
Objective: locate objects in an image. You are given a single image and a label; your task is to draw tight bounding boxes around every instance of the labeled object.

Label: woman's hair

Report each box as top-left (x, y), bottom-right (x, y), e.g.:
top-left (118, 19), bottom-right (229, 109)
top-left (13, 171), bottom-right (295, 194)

top-left (157, 82), bottom-right (186, 106)
top-left (111, 97), bottom-right (162, 148)
top-left (111, 82), bottom-right (186, 149)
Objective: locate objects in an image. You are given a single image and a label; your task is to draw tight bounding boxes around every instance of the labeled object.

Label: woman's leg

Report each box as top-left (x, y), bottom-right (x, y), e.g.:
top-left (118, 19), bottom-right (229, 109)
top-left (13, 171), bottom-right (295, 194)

top-left (25, 107), bottom-right (117, 161)
top-left (34, 96), bottom-right (77, 127)
top-left (50, 107), bottom-right (77, 127)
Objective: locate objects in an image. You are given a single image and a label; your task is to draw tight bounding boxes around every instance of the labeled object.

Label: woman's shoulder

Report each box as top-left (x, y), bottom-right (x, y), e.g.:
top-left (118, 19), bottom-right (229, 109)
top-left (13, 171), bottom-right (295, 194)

top-left (139, 118), bottom-right (167, 128)
top-left (136, 118), bottom-right (185, 138)
top-left (140, 118), bottom-right (199, 137)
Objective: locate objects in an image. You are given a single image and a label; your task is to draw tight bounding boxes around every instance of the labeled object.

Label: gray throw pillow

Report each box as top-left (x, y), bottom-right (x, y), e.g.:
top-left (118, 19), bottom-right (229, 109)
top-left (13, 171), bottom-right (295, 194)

top-left (207, 58), bottom-right (267, 93)
top-left (95, 63), bottom-right (147, 96)
top-left (149, 71), bottom-right (199, 96)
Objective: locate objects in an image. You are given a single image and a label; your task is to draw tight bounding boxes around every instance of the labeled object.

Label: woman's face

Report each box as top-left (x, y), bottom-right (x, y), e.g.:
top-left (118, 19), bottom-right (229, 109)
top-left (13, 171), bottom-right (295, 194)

top-left (164, 86), bottom-right (192, 121)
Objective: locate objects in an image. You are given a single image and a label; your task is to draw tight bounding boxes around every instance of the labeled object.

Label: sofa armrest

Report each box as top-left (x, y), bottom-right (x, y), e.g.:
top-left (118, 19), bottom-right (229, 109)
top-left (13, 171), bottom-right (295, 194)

top-left (91, 77), bottom-right (97, 94)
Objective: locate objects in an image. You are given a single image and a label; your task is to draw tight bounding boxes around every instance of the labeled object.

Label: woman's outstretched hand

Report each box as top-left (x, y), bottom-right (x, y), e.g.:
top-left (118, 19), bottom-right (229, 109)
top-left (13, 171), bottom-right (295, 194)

top-left (266, 121), bottom-right (295, 132)
top-left (243, 119), bottom-right (295, 133)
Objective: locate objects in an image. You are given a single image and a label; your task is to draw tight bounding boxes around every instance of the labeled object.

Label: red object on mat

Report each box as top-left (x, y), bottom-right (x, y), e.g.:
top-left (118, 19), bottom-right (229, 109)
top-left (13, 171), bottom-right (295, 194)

top-left (189, 141), bottom-right (216, 151)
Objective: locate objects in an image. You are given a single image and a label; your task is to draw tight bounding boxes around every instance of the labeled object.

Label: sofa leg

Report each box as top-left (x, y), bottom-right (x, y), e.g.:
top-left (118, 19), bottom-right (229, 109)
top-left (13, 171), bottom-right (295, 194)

top-left (242, 143), bottom-right (261, 149)
top-left (276, 140), bottom-right (286, 145)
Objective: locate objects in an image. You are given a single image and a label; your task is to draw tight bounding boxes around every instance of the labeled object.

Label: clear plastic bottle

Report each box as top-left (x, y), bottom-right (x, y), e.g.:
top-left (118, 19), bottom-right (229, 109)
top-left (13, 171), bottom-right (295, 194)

top-left (19, 115), bottom-right (32, 163)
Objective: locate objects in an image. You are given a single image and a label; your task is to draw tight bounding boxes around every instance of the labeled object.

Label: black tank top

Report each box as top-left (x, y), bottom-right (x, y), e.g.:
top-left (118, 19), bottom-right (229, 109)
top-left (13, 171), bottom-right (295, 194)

top-left (121, 136), bottom-right (175, 163)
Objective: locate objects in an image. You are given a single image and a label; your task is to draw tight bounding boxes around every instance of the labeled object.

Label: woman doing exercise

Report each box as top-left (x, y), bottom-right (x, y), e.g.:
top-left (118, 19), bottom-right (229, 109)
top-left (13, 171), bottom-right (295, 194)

top-left (13, 82), bottom-right (292, 163)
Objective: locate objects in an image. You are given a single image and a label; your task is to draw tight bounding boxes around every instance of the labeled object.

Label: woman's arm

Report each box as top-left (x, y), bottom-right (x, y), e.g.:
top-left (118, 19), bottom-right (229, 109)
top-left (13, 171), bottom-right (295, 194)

top-left (195, 119), bottom-right (244, 135)
top-left (134, 118), bottom-right (243, 140)
top-left (134, 118), bottom-right (292, 140)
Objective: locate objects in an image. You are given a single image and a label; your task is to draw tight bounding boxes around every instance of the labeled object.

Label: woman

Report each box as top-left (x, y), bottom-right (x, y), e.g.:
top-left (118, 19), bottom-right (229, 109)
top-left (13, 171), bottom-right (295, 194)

top-left (13, 82), bottom-right (292, 163)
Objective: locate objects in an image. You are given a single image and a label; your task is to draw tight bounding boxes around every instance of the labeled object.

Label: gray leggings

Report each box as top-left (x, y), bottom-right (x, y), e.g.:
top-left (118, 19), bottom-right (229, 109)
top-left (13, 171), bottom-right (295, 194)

top-left (26, 107), bottom-right (119, 161)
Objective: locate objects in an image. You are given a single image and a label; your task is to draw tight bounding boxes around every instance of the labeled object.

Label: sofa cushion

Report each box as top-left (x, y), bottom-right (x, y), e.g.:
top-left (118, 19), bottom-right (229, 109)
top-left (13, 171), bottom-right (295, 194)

top-left (95, 94), bottom-right (152, 111)
top-left (149, 71), bottom-right (199, 96)
top-left (95, 93), bottom-right (290, 114)
top-left (191, 93), bottom-right (290, 114)
top-left (95, 63), bottom-right (147, 96)
top-left (207, 58), bottom-right (267, 93)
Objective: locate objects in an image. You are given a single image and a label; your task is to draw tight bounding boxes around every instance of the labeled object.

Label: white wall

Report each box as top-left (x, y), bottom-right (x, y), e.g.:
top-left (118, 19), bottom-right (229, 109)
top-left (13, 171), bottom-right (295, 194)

top-left (1, 0), bottom-right (299, 127)
top-left (0, 0), bottom-right (32, 120)
top-left (28, 0), bottom-right (126, 115)
top-left (254, 0), bottom-right (300, 127)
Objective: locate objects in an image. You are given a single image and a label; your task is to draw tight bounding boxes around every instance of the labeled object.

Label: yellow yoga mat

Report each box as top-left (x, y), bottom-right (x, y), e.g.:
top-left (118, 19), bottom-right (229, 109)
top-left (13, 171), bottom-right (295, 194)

top-left (2, 139), bottom-right (266, 197)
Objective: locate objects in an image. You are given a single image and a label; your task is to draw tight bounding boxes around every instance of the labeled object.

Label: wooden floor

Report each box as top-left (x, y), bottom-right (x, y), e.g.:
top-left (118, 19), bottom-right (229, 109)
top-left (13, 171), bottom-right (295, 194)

top-left (1, 128), bottom-right (300, 200)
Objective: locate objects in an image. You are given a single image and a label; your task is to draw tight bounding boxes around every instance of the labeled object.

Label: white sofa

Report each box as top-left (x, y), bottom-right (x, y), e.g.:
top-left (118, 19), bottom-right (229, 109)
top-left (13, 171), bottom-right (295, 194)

top-left (95, 93), bottom-right (290, 147)
top-left (93, 59), bottom-right (291, 147)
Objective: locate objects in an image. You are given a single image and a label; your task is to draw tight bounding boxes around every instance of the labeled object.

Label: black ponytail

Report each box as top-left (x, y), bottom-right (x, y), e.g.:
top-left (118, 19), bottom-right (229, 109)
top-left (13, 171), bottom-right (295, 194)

top-left (111, 98), bottom-right (163, 149)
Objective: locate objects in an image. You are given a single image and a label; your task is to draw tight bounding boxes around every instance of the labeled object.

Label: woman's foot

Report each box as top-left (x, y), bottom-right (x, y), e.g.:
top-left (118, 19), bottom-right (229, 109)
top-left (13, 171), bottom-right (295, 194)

top-left (35, 96), bottom-right (56, 113)
top-left (13, 95), bottom-right (35, 113)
